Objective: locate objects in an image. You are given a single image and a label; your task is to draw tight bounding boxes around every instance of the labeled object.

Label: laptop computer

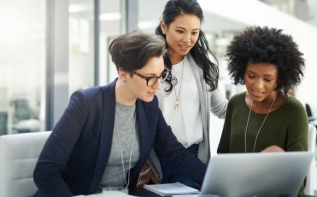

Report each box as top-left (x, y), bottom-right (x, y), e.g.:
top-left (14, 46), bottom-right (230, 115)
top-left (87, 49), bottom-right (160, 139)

top-left (199, 152), bottom-right (313, 197)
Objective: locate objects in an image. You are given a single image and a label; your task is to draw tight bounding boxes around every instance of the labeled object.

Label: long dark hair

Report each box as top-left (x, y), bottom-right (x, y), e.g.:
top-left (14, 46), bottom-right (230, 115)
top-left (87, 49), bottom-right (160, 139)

top-left (155, 0), bottom-right (219, 92)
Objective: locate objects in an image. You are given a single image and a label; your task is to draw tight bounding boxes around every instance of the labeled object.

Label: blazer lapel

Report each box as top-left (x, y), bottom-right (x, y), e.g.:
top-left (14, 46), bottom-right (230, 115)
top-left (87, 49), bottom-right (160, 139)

top-left (136, 100), bottom-right (150, 162)
top-left (89, 80), bottom-right (116, 193)
top-left (127, 100), bottom-right (152, 188)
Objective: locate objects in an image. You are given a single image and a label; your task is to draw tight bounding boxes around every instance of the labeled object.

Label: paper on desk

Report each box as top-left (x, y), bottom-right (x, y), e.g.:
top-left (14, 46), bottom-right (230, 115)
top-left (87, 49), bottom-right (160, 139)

top-left (143, 182), bottom-right (199, 196)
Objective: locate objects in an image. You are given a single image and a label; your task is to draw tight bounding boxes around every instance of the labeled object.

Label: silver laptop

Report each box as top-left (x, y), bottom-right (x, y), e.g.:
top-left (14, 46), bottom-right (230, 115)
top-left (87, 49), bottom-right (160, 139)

top-left (199, 152), bottom-right (313, 197)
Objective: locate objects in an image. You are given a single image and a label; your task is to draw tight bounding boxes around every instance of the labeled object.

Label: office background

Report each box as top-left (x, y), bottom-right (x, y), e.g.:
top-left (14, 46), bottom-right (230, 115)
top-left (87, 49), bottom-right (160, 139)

top-left (1, 0), bottom-right (317, 194)
top-left (1, 0), bottom-right (317, 153)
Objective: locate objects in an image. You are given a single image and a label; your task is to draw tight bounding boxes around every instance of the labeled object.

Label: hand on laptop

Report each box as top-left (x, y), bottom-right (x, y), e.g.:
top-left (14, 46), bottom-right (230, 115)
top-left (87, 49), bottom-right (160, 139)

top-left (261, 145), bottom-right (284, 153)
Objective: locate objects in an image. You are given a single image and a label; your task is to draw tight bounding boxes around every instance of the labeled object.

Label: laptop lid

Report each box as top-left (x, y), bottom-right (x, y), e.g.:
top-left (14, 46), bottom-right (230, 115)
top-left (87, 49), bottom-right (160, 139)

top-left (200, 152), bottom-right (313, 197)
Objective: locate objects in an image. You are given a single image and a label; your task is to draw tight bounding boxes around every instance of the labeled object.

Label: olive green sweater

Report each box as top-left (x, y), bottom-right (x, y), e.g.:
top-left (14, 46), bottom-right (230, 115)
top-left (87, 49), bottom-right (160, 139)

top-left (217, 92), bottom-right (309, 194)
top-left (218, 92), bottom-right (308, 153)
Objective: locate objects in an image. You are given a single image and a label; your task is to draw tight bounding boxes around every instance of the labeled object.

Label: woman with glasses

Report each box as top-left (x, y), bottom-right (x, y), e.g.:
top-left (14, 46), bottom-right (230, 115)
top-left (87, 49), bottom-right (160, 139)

top-left (137, 0), bottom-right (228, 189)
top-left (33, 31), bottom-right (206, 196)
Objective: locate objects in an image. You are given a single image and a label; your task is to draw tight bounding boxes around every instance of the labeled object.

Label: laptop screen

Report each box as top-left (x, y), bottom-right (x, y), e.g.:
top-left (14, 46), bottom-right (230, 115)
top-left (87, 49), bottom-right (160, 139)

top-left (200, 152), bottom-right (313, 197)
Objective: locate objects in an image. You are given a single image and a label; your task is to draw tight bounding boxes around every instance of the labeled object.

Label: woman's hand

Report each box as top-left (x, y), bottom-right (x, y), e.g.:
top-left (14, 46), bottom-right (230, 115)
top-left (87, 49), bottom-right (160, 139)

top-left (261, 145), bottom-right (285, 153)
top-left (137, 163), bottom-right (160, 187)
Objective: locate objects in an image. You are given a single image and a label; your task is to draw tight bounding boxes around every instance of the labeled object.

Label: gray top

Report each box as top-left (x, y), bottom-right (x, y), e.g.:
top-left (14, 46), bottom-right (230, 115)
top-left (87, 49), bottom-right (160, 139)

top-left (99, 102), bottom-right (140, 188)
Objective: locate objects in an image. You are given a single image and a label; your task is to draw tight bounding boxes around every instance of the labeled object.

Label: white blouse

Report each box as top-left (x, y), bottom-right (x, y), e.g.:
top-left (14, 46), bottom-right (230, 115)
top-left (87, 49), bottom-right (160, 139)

top-left (157, 56), bottom-right (203, 148)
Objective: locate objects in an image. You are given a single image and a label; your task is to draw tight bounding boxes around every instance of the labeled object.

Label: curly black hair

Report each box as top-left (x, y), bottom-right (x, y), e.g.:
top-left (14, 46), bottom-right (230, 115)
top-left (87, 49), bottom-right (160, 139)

top-left (226, 26), bottom-right (305, 96)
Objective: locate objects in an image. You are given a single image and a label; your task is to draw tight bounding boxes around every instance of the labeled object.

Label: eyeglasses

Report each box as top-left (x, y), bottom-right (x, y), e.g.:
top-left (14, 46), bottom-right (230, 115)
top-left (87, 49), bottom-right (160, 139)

top-left (134, 69), bottom-right (170, 87)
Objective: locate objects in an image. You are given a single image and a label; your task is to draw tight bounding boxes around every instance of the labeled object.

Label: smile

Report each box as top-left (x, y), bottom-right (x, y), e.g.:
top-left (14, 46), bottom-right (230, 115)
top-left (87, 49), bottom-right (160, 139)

top-left (179, 45), bottom-right (189, 50)
top-left (251, 89), bottom-right (265, 97)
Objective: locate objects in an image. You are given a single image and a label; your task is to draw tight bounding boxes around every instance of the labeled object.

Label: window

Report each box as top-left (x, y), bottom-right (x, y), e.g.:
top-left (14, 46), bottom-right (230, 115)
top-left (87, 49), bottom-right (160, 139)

top-left (0, 0), bottom-right (46, 135)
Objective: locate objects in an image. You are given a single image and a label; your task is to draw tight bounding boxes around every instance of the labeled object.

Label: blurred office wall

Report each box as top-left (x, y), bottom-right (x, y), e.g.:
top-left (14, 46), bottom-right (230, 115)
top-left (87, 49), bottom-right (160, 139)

top-left (1, 0), bottom-right (316, 135)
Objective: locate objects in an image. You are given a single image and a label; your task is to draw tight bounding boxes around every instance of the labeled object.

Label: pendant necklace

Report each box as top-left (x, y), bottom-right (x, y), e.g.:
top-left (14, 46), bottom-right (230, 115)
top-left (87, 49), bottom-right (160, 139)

top-left (115, 115), bottom-right (135, 191)
top-left (173, 59), bottom-right (185, 110)
top-left (244, 92), bottom-right (277, 152)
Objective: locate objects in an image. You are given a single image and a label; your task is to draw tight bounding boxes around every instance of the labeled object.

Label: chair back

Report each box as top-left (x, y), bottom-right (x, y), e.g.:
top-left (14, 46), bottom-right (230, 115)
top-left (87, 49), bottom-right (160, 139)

top-left (305, 124), bottom-right (316, 195)
top-left (0, 131), bottom-right (50, 197)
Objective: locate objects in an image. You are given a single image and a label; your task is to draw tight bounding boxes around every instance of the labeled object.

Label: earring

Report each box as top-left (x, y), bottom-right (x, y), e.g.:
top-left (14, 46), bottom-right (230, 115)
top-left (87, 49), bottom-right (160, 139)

top-left (161, 22), bottom-right (166, 34)
top-left (162, 28), bottom-right (166, 34)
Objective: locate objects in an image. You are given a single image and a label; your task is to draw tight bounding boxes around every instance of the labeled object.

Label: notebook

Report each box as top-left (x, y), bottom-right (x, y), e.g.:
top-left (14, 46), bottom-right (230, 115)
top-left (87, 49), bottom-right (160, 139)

top-left (143, 182), bottom-right (199, 196)
top-left (199, 152), bottom-right (313, 197)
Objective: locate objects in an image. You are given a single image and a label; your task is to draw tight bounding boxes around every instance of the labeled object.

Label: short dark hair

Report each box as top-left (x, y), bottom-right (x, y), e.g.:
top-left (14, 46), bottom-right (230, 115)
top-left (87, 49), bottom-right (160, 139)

top-left (109, 31), bottom-right (166, 73)
top-left (226, 26), bottom-right (305, 95)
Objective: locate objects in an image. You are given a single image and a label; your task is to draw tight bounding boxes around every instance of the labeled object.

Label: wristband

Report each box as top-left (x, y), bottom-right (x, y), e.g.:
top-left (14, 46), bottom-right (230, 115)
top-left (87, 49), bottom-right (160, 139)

top-left (139, 167), bottom-right (151, 176)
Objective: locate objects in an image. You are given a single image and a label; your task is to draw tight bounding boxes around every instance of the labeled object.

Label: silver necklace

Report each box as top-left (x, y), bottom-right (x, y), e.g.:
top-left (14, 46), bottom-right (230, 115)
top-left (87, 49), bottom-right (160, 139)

top-left (115, 117), bottom-right (135, 189)
top-left (244, 92), bottom-right (277, 152)
top-left (173, 59), bottom-right (185, 110)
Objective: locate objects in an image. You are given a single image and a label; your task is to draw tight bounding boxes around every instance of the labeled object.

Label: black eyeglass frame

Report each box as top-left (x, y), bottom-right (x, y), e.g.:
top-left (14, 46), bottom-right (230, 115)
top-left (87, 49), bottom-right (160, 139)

top-left (134, 68), bottom-right (170, 87)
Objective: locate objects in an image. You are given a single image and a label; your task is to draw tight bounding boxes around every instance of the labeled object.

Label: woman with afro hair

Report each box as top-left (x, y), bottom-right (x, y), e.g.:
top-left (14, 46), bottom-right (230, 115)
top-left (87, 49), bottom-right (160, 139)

top-left (217, 26), bottom-right (308, 194)
top-left (218, 26), bottom-right (307, 153)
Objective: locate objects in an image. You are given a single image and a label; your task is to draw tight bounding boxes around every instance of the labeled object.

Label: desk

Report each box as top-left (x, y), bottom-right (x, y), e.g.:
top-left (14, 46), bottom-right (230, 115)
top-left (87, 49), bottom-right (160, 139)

top-left (75, 188), bottom-right (317, 197)
top-left (130, 187), bottom-right (161, 196)
top-left (80, 188), bottom-right (317, 197)
top-left (130, 188), bottom-right (317, 197)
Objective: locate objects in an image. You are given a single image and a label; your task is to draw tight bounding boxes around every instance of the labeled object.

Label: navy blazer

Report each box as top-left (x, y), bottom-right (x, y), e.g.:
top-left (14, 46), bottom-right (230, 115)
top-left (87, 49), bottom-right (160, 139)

top-left (33, 79), bottom-right (206, 197)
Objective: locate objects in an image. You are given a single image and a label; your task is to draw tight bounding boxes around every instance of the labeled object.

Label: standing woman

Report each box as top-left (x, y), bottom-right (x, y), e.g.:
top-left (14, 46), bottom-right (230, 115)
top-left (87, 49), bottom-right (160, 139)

top-left (138, 0), bottom-right (227, 188)
top-left (33, 31), bottom-right (207, 196)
